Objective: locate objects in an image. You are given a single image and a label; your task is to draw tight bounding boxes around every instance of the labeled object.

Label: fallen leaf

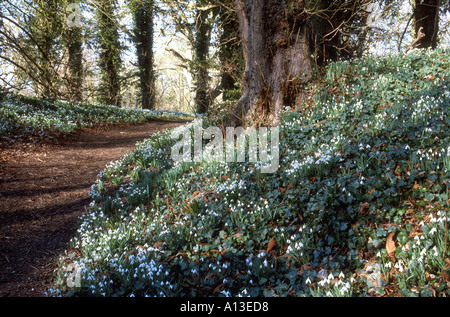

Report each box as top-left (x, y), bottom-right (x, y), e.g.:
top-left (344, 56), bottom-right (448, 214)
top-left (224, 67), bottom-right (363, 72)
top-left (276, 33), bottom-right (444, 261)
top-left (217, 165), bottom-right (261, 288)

top-left (213, 283), bottom-right (225, 294)
top-left (267, 238), bottom-right (277, 253)
top-left (386, 233), bottom-right (396, 258)
top-left (359, 202), bottom-right (369, 215)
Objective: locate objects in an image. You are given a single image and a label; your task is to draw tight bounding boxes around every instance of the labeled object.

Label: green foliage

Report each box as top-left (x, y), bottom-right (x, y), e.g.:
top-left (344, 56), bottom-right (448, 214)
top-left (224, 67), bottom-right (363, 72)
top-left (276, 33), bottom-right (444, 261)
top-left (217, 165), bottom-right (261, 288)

top-left (0, 94), bottom-right (194, 142)
top-left (49, 48), bottom-right (450, 297)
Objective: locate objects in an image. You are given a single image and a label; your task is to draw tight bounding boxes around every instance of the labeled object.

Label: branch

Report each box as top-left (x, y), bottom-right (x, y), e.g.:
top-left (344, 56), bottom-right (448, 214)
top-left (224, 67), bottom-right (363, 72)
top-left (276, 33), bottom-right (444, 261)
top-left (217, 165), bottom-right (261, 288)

top-left (164, 47), bottom-right (191, 67)
top-left (402, 26), bottom-right (425, 56)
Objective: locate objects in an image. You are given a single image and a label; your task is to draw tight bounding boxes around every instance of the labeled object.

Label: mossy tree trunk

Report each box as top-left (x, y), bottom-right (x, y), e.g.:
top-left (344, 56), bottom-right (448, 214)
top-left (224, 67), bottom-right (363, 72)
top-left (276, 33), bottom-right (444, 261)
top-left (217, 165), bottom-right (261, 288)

top-left (65, 23), bottom-right (84, 102)
top-left (97, 0), bottom-right (122, 107)
top-left (133, 0), bottom-right (156, 110)
top-left (219, 2), bottom-right (241, 102)
top-left (194, 0), bottom-right (213, 114)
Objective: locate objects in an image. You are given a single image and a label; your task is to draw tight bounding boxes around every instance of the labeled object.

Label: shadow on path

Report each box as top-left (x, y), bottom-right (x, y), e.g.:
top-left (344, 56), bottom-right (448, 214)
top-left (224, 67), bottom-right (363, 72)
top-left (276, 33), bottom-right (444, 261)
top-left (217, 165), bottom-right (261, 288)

top-left (0, 119), bottom-right (187, 297)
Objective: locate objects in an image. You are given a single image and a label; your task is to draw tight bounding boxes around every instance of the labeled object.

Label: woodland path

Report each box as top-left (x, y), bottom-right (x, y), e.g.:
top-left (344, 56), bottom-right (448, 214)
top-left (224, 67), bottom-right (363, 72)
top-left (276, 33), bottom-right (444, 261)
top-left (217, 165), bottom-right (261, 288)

top-left (0, 119), bottom-right (188, 297)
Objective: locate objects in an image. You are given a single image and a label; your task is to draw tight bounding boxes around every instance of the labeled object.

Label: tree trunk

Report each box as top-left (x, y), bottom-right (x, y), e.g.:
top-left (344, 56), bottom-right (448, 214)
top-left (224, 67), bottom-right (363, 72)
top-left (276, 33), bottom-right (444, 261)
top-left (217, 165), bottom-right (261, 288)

top-left (133, 0), bottom-right (156, 110)
top-left (233, 0), bottom-right (312, 126)
top-left (97, 0), bottom-right (122, 107)
top-left (194, 1), bottom-right (212, 114)
top-left (414, 0), bottom-right (440, 49)
top-left (219, 3), bottom-right (241, 101)
top-left (66, 26), bottom-right (84, 102)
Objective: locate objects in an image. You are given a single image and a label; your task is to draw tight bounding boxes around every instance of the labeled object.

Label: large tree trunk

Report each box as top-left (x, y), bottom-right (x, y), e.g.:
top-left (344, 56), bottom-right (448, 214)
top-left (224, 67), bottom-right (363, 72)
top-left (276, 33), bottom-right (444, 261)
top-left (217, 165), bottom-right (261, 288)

top-left (414, 0), bottom-right (440, 49)
top-left (133, 0), bottom-right (156, 110)
top-left (233, 0), bottom-right (312, 126)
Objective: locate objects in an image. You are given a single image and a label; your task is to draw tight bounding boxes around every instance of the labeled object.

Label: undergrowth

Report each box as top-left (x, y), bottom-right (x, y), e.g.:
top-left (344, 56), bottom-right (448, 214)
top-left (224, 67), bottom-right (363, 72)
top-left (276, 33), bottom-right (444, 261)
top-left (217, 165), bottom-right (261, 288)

top-left (48, 48), bottom-right (449, 297)
top-left (0, 94), bottom-right (193, 145)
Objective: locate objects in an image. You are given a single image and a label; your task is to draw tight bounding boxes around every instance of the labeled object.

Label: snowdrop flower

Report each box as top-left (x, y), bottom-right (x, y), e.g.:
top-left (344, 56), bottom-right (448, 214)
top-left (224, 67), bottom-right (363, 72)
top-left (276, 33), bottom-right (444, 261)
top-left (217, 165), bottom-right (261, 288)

top-left (420, 248), bottom-right (427, 257)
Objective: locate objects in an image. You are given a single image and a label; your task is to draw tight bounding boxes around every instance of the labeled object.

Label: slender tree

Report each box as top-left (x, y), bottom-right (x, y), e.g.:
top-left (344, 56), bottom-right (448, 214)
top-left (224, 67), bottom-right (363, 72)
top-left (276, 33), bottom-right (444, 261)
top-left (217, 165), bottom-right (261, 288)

top-left (23, 0), bottom-right (62, 98)
top-left (161, 0), bottom-right (218, 114)
top-left (193, 0), bottom-right (214, 114)
top-left (96, 0), bottom-right (122, 106)
top-left (64, 1), bottom-right (84, 102)
top-left (218, 1), bottom-right (241, 102)
top-left (132, 0), bottom-right (156, 109)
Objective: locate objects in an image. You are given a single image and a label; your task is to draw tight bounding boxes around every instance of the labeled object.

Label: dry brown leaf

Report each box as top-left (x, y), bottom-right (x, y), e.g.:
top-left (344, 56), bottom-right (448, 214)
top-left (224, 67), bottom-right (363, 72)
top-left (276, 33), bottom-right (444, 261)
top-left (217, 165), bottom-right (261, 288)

top-left (386, 233), bottom-right (396, 258)
top-left (213, 283), bottom-right (225, 294)
top-left (267, 238), bottom-right (277, 252)
top-left (359, 202), bottom-right (369, 215)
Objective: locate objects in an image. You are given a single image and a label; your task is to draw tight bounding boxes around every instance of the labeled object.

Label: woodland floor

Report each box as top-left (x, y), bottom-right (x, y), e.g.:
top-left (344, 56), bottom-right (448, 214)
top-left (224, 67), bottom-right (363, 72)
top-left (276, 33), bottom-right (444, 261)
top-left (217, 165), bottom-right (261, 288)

top-left (0, 119), bottom-right (188, 297)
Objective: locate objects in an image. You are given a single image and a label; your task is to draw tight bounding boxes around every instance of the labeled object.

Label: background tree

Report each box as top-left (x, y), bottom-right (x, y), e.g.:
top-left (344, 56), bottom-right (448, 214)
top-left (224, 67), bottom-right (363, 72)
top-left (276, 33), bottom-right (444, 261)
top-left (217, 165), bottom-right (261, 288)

top-left (193, 0), bottom-right (214, 114)
top-left (95, 0), bottom-right (122, 107)
top-left (305, 0), bottom-right (374, 64)
top-left (131, 0), bottom-right (156, 109)
top-left (413, 0), bottom-right (441, 49)
top-left (64, 1), bottom-right (84, 102)
top-left (218, 0), bottom-right (242, 102)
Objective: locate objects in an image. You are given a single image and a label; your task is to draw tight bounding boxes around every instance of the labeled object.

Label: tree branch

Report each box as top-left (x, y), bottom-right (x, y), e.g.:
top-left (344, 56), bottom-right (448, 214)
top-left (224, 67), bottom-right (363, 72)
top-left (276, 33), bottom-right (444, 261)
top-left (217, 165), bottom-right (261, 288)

top-left (402, 26), bottom-right (425, 55)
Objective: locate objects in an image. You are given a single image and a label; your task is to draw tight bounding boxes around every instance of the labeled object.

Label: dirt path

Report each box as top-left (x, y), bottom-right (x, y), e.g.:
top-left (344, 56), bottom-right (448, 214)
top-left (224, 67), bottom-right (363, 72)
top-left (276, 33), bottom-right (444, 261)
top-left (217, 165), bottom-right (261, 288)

top-left (0, 119), bottom-right (187, 297)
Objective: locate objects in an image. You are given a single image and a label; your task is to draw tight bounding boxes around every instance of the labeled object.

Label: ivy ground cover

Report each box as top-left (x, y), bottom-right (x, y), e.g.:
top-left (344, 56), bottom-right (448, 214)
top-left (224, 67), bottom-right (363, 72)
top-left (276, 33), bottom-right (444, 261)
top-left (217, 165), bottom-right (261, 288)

top-left (49, 48), bottom-right (449, 297)
top-left (0, 94), bottom-right (193, 144)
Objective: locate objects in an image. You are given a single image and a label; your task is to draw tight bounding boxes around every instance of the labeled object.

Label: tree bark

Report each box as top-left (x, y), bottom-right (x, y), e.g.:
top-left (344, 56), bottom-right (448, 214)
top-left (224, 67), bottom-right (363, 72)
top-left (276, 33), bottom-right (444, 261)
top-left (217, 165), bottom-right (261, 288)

top-left (194, 0), bottom-right (212, 114)
top-left (219, 3), bottom-right (241, 102)
top-left (97, 0), bottom-right (122, 107)
top-left (414, 0), bottom-right (440, 49)
top-left (233, 0), bottom-right (312, 126)
top-left (66, 26), bottom-right (84, 102)
top-left (133, 0), bottom-right (156, 110)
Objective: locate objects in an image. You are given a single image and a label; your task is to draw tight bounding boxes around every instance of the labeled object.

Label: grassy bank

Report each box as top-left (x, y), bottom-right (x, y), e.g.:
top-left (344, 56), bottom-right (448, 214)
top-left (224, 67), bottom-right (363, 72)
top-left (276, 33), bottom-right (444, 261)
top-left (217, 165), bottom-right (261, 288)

top-left (49, 48), bottom-right (449, 297)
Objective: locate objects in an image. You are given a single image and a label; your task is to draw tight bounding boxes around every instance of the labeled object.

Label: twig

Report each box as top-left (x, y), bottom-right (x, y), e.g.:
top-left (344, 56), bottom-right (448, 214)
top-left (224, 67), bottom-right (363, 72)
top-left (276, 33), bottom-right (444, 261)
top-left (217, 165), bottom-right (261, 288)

top-left (402, 27), bottom-right (425, 56)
